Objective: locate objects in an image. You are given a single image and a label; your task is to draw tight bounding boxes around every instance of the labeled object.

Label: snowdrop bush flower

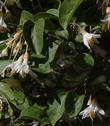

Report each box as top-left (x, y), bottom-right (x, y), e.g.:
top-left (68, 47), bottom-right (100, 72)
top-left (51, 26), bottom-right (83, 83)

top-left (16, 51), bottom-right (30, 77)
top-left (81, 29), bottom-right (101, 51)
top-left (0, 47), bottom-right (8, 57)
top-left (6, 31), bottom-right (22, 48)
top-left (1, 49), bottom-right (30, 78)
top-left (0, 13), bottom-right (7, 33)
top-left (79, 96), bottom-right (105, 121)
top-left (101, 6), bottom-right (110, 30)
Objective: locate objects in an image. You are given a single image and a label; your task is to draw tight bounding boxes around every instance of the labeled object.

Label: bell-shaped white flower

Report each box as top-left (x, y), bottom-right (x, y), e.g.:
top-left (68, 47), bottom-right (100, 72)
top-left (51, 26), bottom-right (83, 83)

top-left (0, 47), bottom-right (8, 57)
top-left (17, 51), bottom-right (30, 77)
top-left (81, 29), bottom-right (101, 51)
top-left (79, 96), bottom-right (105, 121)
top-left (0, 16), bottom-right (7, 33)
top-left (101, 7), bottom-right (110, 30)
top-left (1, 50), bottom-right (30, 78)
top-left (101, 14), bottom-right (110, 30)
top-left (8, 54), bottom-right (24, 75)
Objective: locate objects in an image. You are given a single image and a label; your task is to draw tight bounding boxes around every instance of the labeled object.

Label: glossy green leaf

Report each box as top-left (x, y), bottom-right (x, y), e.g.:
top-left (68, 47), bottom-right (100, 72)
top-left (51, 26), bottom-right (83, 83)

top-left (13, 90), bottom-right (29, 110)
top-left (0, 60), bottom-right (12, 72)
top-left (59, 0), bottom-right (84, 29)
top-left (19, 10), bottom-right (34, 26)
top-left (66, 93), bottom-right (85, 118)
top-left (55, 29), bottom-right (69, 40)
top-left (72, 95), bottom-right (85, 117)
top-left (47, 9), bottom-right (59, 18)
top-left (83, 53), bottom-right (94, 66)
top-left (31, 18), bottom-right (45, 56)
top-left (0, 83), bottom-right (15, 101)
top-left (20, 104), bottom-right (46, 121)
top-left (35, 12), bottom-right (57, 20)
top-left (48, 42), bottom-right (59, 63)
top-left (47, 92), bottom-right (68, 126)
top-left (33, 63), bottom-right (52, 74)
top-left (35, 9), bottom-right (59, 20)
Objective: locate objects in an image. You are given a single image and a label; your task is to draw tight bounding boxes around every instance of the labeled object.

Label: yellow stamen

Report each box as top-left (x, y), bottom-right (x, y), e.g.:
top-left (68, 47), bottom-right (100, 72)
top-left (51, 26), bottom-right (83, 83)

top-left (89, 111), bottom-right (96, 120)
top-left (88, 38), bottom-right (95, 47)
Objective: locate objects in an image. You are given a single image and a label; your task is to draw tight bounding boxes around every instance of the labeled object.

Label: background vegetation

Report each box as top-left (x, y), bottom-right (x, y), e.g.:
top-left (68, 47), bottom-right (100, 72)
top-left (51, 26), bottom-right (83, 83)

top-left (0, 0), bottom-right (110, 125)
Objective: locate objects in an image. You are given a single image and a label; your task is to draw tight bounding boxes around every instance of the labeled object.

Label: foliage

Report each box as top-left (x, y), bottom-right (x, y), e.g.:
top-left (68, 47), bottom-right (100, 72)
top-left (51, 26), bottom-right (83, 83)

top-left (0, 0), bottom-right (109, 126)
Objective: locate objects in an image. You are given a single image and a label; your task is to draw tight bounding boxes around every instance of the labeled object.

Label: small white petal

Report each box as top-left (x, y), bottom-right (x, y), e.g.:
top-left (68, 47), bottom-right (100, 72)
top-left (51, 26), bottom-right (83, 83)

top-left (0, 17), bottom-right (7, 29)
top-left (83, 36), bottom-right (91, 50)
top-left (98, 109), bottom-right (105, 115)
top-left (92, 34), bottom-right (101, 38)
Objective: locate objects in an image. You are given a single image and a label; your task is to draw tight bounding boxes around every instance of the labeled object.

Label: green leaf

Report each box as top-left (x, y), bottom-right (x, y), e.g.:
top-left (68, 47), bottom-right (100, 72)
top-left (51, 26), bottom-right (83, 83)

top-left (0, 83), bottom-right (15, 101)
top-left (13, 90), bottom-right (29, 110)
top-left (0, 60), bottom-right (12, 72)
top-left (83, 53), bottom-right (94, 66)
top-left (0, 82), bottom-right (29, 110)
top-left (90, 75), bottom-right (107, 86)
top-left (33, 63), bottom-right (52, 74)
top-left (59, 0), bottom-right (84, 29)
top-left (55, 29), bottom-right (69, 40)
top-left (31, 18), bottom-right (45, 56)
top-left (47, 9), bottom-right (59, 18)
top-left (20, 104), bottom-right (46, 121)
top-left (35, 9), bottom-right (59, 20)
top-left (72, 95), bottom-right (85, 117)
top-left (47, 92), bottom-right (68, 126)
top-left (66, 93), bottom-right (85, 118)
top-left (19, 10), bottom-right (34, 26)
top-left (48, 42), bottom-right (59, 63)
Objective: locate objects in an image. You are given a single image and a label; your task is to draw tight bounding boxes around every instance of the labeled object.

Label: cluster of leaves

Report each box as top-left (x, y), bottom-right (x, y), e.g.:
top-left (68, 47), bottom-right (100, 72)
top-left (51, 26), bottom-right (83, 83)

top-left (0, 0), bottom-right (110, 126)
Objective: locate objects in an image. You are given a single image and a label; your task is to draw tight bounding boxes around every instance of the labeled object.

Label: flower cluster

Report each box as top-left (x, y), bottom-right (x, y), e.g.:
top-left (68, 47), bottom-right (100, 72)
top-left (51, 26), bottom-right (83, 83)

top-left (0, 31), bottom-right (22, 57)
top-left (79, 95), bottom-right (105, 121)
top-left (1, 49), bottom-right (30, 78)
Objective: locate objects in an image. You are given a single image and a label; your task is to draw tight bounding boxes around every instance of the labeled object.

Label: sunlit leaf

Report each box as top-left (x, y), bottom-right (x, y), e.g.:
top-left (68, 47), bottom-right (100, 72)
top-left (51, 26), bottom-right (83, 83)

top-left (55, 29), bottom-right (69, 40)
top-left (83, 53), bottom-right (94, 66)
top-left (48, 42), bottom-right (59, 63)
top-left (33, 63), bottom-right (52, 74)
top-left (19, 10), bottom-right (34, 26)
top-left (0, 60), bottom-right (12, 72)
top-left (59, 0), bottom-right (84, 29)
top-left (66, 93), bottom-right (85, 118)
top-left (47, 92), bottom-right (68, 126)
top-left (31, 18), bottom-right (45, 56)
top-left (20, 104), bottom-right (46, 121)
top-left (0, 83), bottom-right (15, 101)
top-left (47, 9), bottom-right (59, 18)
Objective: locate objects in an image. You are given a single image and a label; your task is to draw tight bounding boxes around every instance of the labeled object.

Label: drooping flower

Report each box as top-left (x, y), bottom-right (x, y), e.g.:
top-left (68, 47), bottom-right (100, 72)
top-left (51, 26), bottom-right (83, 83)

top-left (79, 95), bottom-right (105, 121)
top-left (0, 13), bottom-right (7, 33)
top-left (101, 6), bottom-right (110, 30)
top-left (80, 29), bottom-right (101, 51)
top-left (6, 31), bottom-right (22, 48)
top-left (0, 47), bottom-right (8, 57)
top-left (16, 51), bottom-right (30, 77)
top-left (0, 98), bottom-right (3, 112)
top-left (1, 50), bottom-right (30, 78)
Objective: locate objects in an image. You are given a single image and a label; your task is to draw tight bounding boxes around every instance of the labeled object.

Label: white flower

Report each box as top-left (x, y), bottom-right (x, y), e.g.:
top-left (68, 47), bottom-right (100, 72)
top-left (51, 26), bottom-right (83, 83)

top-left (101, 7), bottom-right (110, 30)
top-left (7, 54), bottom-right (24, 75)
top-left (79, 96), bottom-right (105, 121)
top-left (0, 16), bottom-right (7, 33)
top-left (17, 51), bottom-right (30, 77)
top-left (1, 51), bottom-right (30, 78)
top-left (81, 30), bottom-right (101, 51)
top-left (101, 14), bottom-right (110, 30)
top-left (0, 47), bottom-right (8, 57)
